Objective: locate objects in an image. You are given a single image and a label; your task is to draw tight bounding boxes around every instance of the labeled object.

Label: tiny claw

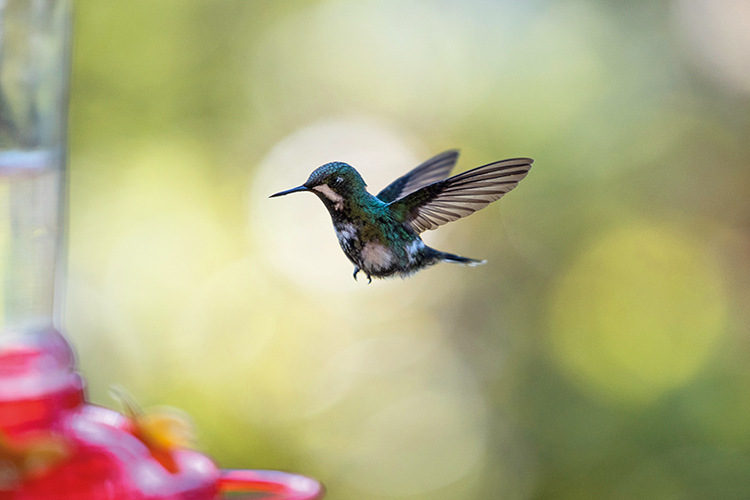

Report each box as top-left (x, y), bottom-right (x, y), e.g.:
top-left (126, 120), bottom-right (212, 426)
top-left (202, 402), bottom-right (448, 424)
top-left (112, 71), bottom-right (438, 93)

top-left (367, 274), bottom-right (372, 284)
top-left (353, 268), bottom-right (360, 281)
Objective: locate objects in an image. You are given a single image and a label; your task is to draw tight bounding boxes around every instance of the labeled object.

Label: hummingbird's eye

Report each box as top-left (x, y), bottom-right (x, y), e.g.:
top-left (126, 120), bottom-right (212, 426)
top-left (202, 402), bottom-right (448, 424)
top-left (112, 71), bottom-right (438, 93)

top-left (333, 176), bottom-right (343, 186)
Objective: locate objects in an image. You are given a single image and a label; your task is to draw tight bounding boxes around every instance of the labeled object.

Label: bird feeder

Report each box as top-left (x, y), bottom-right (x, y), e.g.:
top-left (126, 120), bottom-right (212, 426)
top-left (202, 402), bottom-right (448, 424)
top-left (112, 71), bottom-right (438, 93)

top-left (0, 1), bottom-right (323, 498)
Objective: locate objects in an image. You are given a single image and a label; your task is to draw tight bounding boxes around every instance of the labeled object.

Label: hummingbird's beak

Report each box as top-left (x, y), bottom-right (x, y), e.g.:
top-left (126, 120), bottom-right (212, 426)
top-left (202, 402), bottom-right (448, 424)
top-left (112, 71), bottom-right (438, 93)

top-left (269, 185), bottom-right (309, 198)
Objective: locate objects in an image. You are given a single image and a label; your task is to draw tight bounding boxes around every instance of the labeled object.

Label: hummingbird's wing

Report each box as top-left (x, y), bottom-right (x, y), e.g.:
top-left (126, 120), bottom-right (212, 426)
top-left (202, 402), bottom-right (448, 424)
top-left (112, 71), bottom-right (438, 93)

top-left (389, 158), bottom-right (533, 233)
top-left (376, 150), bottom-right (460, 203)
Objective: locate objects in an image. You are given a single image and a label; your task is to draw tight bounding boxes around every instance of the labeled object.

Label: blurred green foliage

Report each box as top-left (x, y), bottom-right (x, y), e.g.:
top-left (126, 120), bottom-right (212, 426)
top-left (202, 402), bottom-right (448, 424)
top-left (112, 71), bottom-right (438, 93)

top-left (66, 1), bottom-right (750, 499)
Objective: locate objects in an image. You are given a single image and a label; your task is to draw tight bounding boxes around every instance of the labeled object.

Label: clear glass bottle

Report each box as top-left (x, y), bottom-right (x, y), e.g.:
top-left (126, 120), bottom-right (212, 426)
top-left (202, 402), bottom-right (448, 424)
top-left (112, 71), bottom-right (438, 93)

top-left (0, 0), bottom-right (79, 423)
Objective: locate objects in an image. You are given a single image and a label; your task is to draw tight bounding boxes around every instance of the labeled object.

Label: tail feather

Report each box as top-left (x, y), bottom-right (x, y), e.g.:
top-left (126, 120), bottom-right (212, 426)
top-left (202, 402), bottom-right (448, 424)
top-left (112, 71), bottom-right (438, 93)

top-left (438, 252), bottom-right (486, 267)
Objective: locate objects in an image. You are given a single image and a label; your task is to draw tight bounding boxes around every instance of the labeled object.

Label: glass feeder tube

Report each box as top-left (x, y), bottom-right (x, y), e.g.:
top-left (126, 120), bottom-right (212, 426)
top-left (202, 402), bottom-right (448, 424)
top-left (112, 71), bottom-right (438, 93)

top-left (0, 0), bottom-right (81, 428)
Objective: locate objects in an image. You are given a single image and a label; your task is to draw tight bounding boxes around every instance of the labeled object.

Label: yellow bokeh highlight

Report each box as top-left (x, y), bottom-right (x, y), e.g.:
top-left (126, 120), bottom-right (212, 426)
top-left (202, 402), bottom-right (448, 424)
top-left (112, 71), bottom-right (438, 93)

top-left (549, 223), bottom-right (727, 405)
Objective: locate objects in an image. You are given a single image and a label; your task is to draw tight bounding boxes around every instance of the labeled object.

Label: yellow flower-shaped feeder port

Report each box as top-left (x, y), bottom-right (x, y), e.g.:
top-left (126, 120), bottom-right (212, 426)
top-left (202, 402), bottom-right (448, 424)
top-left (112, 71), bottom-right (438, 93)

top-left (110, 386), bottom-right (196, 474)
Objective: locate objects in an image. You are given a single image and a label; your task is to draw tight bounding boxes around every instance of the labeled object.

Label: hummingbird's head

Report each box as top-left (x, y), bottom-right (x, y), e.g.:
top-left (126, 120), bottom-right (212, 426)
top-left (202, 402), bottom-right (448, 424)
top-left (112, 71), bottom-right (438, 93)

top-left (270, 162), bottom-right (367, 211)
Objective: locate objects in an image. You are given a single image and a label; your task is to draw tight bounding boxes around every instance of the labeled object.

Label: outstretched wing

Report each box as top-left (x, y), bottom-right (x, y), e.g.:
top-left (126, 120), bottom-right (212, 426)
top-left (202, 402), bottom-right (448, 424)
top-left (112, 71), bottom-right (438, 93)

top-left (389, 158), bottom-right (533, 234)
top-left (376, 150), bottom-right (460, 203)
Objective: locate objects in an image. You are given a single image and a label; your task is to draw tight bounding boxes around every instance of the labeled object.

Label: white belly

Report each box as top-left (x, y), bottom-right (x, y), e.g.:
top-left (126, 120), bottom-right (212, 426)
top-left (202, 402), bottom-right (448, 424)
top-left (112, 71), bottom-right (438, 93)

top-left (360, 241), bottom-right (395, 271)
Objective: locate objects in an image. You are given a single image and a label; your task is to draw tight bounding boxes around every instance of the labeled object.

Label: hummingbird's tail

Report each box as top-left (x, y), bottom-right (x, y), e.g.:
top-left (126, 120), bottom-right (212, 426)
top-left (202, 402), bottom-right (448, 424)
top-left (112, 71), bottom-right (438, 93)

top-left (437, 251), bottom-right (486, 267)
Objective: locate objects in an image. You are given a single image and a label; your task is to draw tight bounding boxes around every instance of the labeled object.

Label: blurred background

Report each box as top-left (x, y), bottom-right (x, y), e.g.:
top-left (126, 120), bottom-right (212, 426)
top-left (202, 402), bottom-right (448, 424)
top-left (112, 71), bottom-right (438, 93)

top-left (65, 1), bottom-right (750, 498)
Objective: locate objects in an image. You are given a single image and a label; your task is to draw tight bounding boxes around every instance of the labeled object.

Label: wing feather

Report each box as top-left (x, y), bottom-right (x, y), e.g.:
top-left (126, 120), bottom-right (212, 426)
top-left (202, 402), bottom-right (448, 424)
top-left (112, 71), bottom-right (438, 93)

top-left (376, 150), bottom-right (460, 203)
top-left (389, 158), bottom-right (533, 233)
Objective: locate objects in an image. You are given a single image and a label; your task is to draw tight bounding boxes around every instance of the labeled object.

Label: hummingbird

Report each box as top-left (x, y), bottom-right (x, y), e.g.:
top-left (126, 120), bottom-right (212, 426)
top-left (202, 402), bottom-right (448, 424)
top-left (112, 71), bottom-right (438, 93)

top-left (270, 150), bottom-right (533, 282)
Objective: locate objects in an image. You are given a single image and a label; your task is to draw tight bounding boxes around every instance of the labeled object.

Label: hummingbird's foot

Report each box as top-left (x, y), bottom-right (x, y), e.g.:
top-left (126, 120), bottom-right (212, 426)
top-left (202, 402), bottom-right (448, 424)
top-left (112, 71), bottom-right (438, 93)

top-left (367, 273), bottom-right (372, 284)
top-left (353, 267), bottom-right (360, 281)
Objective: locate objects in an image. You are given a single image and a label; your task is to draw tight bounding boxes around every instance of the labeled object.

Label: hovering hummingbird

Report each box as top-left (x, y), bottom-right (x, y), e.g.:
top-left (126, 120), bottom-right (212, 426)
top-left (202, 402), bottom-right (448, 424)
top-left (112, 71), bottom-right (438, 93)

top-left (270, 150), bottom-right (533, 282)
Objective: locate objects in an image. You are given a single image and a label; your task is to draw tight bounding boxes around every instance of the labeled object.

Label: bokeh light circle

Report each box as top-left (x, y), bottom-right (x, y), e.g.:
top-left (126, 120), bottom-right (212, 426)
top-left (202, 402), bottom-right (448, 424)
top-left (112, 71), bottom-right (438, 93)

top-left (548, 223), bottom-right (727, 405)
top-left (249, 116), bottom-right (424, 293)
